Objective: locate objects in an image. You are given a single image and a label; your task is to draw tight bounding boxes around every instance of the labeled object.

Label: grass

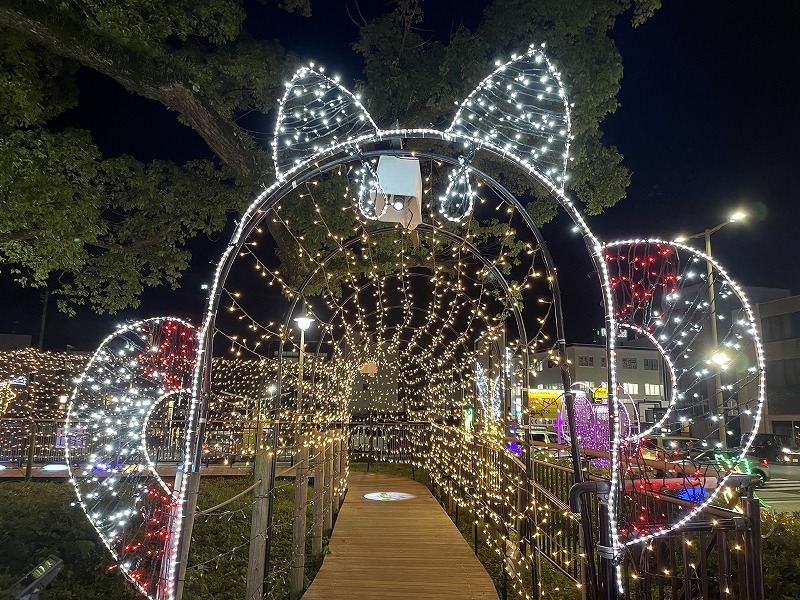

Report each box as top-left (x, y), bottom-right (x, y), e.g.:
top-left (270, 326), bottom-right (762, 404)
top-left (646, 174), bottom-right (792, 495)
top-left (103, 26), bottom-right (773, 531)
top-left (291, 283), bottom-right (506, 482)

top-left (0, 476), bottom-right (322, 599)
top-left (0, 481), bottom-right (140, 600)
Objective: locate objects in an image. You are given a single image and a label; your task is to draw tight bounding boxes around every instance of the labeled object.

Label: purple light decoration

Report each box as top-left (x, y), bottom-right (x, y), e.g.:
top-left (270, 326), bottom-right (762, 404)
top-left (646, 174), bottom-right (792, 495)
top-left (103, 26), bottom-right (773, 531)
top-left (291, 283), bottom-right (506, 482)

top-left (506, 440), bottom-right (522, 456)
top-left (563, 394), bottom-right (634, 468)
top-left (556, 410), bottom-right (564, 445)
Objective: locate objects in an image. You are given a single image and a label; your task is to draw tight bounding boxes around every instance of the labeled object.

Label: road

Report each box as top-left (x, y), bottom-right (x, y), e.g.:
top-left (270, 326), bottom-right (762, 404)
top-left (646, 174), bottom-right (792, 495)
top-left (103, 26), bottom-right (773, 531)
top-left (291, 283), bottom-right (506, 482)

top-left (757, 464), bottom-right (800, 512)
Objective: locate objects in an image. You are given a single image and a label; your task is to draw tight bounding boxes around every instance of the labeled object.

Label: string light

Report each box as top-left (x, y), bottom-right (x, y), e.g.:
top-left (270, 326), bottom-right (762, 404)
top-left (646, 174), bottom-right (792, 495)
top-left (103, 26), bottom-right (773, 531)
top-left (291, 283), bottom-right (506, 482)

top-left (79, 43), bottom-right (763, 600)
top-left (66, 318), bottom-right (198, 599)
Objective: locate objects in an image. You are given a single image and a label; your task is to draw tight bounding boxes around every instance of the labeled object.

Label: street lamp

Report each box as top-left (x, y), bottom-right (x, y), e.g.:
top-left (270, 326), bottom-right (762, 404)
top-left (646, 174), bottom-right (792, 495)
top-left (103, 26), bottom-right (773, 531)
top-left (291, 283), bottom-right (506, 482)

top-left (291, 311), bottom-right (314, 599)
top-left (675, 210), bottom-right (747, 450)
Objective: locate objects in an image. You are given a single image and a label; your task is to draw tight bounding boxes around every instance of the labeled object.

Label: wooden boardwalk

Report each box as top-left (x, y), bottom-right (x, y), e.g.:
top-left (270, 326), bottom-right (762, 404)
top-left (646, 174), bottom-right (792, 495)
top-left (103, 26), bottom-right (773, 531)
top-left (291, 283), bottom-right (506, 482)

top-left (303, 471), bottom-right (498, 600)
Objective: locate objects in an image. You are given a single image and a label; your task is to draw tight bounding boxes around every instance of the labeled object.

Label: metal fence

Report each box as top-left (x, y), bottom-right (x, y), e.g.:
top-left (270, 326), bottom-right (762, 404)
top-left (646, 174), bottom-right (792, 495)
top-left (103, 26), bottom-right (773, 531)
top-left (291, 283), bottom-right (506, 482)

top-left (2, 417), bottom-right (764, 599)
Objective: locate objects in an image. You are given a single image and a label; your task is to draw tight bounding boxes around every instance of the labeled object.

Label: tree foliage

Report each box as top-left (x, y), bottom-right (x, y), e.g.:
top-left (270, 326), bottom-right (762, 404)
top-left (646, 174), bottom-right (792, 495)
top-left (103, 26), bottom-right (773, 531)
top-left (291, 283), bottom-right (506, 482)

top-left (0, 0), bottom-right (659, 314)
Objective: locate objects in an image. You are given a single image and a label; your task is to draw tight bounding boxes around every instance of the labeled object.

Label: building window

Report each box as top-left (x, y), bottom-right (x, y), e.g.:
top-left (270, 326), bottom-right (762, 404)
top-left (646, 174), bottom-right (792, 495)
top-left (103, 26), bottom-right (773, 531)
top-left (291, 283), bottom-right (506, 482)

top-left (621, 358), bottom-right (637, 369)
top-left (621, 382), bottom-right (639, 395)
top-left (578, 355), bottom-right (594, 367)
top-left (644, 383), bottom-right (662, 396)
top-left (643, 358), bottom-right (659, 371)
top-left (535, 361), bottom-right (543, 372)
top-left (762, 312), bottom-right (800, 343)
top-left (766, 358), bottom-right (800, 414)
top-left (600, 357), bottom-right (606, 368)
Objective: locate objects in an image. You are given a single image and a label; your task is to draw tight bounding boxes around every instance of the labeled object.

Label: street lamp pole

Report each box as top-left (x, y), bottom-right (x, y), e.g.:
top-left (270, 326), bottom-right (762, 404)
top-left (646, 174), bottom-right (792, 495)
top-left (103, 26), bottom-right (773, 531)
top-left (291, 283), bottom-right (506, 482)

top-left (291, 314), bottom-right (314, 599)
top-left (704, 227), bottom-right (727, 450)
top-left (676, 211), bottom-right (746, 451)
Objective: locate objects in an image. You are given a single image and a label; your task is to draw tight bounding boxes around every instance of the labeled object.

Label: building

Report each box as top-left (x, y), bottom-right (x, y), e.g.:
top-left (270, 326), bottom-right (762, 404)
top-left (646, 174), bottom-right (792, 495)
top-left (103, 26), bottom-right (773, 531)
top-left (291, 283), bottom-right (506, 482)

top-left (530, 341), bottom-right (667, 428)
top-left (747, 293), bottom-right (800, 440)
top-left (0, 334), bottom-right (32, 351)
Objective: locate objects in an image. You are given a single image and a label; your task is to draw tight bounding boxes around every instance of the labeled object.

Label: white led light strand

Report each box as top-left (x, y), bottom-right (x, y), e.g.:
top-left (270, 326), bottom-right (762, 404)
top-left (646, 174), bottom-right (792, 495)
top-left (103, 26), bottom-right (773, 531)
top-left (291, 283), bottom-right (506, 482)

top-left (446, 43), bottom-right (572, 190)
top-left (602, 239), bottom-right (766, 557)
top-left (66, 318), bottom-right (198, 600)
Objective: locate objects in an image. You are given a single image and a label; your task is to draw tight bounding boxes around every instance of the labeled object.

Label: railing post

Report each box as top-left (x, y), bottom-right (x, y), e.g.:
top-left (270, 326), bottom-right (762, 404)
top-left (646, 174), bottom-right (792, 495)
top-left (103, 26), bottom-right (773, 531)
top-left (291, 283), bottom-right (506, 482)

top-left (25, 421), bottom-right (36, 480)
top-left (339, 427), bottom-right (348, 506)
top-left (500, 540), bottom-right (508, 600)
top-left (332, 433), bottom-right (341, 512)
top-left (743, 482), bottom-right (764, 600)
top-left (312, 439), bottom-right (324, 556)
top-left (323, 440), bottom-right (333, 536)
top-left (291, 435), bottom-right (309, 599)
top-left (570, 480), bottom-right (608, 600)
top-left (596, 487), bottom-right (617, 600)
top-left (245, 449), bottom-right (273, 600)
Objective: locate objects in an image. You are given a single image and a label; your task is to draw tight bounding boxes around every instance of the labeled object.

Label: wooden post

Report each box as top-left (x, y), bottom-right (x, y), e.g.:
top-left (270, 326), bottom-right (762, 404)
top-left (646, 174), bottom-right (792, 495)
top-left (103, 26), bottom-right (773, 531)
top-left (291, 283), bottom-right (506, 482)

top-left (290, 436), bottom-right (308, 599)
top-left (312, 440), bottom-right (324, 556)
top-left (339, 431), bottom-right (348, 506)
top-left (246, 450), bottom-right (273, 600)
top-left (332, 435), bottom-right (341, 512)
top-left (323, 441), bottom-right (333, 536)
top-left (25, 422), bottom-right (36, 480)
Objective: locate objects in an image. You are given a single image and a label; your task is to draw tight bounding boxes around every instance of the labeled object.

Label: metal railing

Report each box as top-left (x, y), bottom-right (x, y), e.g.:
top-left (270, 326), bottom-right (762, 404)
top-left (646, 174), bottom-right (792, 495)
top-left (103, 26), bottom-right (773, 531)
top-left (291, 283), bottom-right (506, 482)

top-left (343, 421), bottom-right (764, 600)
top-left (2, 416), bottom-right (763, 599)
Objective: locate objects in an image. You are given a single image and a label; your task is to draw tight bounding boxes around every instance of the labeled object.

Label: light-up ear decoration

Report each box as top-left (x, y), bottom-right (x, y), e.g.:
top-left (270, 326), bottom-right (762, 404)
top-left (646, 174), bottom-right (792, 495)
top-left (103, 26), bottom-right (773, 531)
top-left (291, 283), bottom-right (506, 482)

top-left (352, 158), bottom-right (389, 221)
top-left (273, 65), bottom-right (379, 181)
top-left (603, 240), bottom-right (765, 544)
top-left (447, 43), bottom-right (571, 191)
top-left (437, 157), bottom-right (476, 222)
top-left (66, 318), bottom-right (198, 599)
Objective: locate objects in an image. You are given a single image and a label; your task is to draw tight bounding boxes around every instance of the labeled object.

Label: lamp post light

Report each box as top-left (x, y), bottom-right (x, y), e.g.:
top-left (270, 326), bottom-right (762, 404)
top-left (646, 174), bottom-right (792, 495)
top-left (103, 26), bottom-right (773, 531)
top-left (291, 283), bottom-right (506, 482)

top-left (675, 210), bottom-right (747, 450)
top-left (254, 384), bottom-right (277, 452)
top-left (291, 312), bottom-right (314, 599)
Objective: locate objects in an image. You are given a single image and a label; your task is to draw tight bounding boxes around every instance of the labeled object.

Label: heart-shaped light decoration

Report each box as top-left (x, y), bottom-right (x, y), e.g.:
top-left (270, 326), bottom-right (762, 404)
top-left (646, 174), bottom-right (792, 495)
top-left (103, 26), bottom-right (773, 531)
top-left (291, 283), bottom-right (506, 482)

top-left (603, 240), bottom-right (765, 545)
top-left (66, 318), bottom-right (197, 598)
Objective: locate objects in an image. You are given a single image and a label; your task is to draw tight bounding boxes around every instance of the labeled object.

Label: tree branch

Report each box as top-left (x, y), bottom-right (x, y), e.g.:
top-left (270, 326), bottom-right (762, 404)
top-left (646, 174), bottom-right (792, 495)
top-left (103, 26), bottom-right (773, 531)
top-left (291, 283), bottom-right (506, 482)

top-left (0, 229), bottom-right (41, 244)
top-left (0, 2), bottom-right (268, 184)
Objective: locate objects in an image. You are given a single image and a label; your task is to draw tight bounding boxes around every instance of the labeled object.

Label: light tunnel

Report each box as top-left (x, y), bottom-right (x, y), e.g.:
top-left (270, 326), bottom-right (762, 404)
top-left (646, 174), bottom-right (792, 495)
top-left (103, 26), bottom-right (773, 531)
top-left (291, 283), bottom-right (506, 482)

top-left (168, 146), bottom-right (591, 599)
top-left (199, 152), bottom-right (575, 441)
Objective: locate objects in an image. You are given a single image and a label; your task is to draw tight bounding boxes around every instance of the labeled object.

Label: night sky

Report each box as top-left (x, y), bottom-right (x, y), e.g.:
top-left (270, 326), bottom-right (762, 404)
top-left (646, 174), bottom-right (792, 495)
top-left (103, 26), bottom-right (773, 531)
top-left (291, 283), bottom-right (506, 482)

top-left (2, 1), bottom-right (799, 350)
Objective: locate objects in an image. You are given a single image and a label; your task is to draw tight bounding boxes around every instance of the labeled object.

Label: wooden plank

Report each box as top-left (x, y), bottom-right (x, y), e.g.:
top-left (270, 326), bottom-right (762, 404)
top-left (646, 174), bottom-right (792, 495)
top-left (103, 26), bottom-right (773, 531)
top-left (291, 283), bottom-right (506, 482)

top-left (303, 472), bottom-right (499, 600)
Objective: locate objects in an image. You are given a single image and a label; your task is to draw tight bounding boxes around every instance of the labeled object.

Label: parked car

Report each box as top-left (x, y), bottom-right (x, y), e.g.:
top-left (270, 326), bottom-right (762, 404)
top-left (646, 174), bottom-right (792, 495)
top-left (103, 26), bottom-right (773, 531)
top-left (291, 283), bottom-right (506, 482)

top-left (637, 435), bottom-right (700, 462)
top-left (529, 428), bottom-right (560, 446)
top-left (687, 449), bottom-right (770, 486)
top-left (528, 428), bottom-right (562, 456)
top-left (741, 433), bottom-right (800, 464)
top-left (202, 438), bottom-right (237, 464)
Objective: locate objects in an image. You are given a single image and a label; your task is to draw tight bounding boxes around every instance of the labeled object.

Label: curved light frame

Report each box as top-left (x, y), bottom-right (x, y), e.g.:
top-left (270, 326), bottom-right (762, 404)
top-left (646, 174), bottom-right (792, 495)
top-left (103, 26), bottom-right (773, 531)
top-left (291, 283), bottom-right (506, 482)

top-left (602, 239), bottom-right (766, 550)
top-left (141, 389), bottom-right (188, 495)
top-left (66, 317), bottom-right (197, 600)
top-left (165, 132), bottom-right (616, 600)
